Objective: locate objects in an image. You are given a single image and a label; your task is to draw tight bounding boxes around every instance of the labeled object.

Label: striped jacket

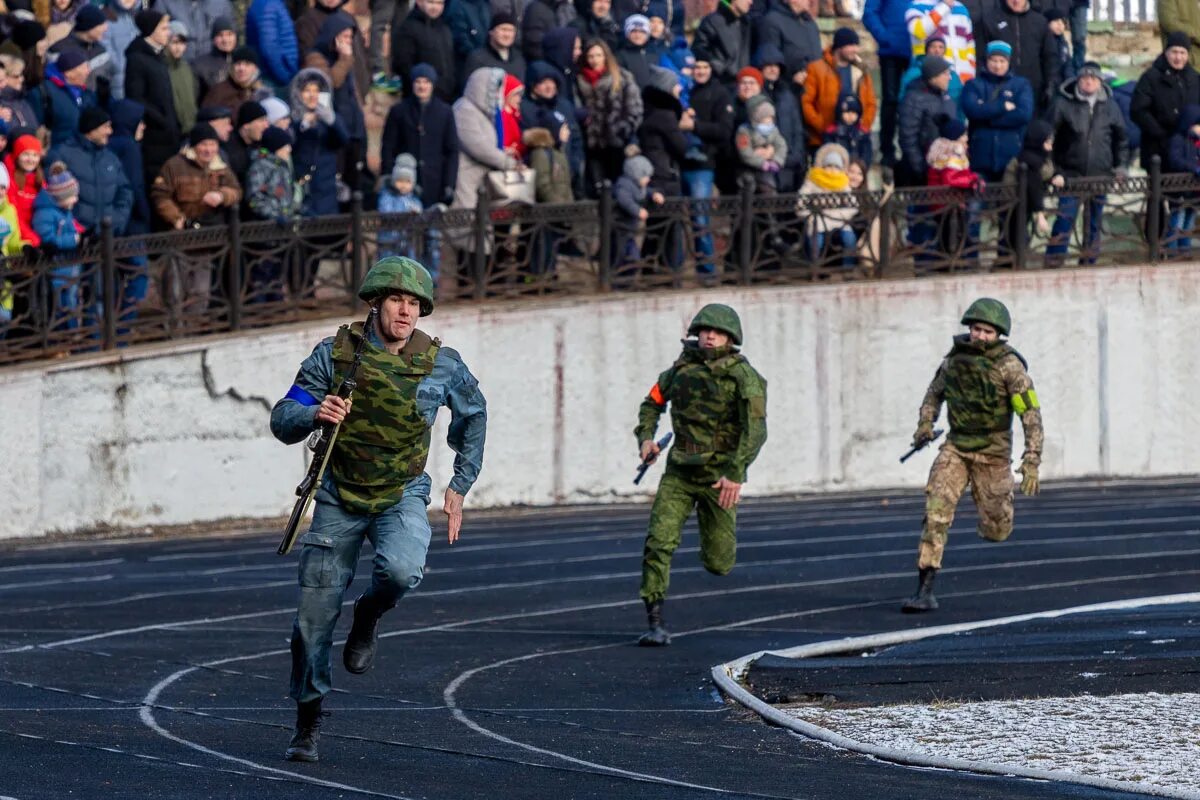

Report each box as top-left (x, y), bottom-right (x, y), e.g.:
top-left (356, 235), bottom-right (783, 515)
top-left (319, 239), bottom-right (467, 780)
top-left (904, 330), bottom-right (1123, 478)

top-left (905, 0), bottom-right (977, 83)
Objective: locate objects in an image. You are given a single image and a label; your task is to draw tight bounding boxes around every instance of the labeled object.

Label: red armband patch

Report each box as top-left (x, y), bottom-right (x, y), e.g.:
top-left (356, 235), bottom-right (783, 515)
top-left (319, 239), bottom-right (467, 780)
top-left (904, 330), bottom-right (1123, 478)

top-left (649, 383), bottom-right (666, 406)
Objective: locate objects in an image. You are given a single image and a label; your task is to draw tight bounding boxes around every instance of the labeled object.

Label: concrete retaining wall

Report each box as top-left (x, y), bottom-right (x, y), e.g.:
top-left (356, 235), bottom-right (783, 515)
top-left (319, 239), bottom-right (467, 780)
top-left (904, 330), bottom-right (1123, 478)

top-left (5, 264), bottom-right (1200, 540)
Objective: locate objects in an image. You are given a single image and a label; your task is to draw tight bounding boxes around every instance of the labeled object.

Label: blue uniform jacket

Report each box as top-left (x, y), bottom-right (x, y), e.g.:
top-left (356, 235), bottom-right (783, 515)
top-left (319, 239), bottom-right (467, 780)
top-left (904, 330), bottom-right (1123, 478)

top-left (270, 324), bottom-right (488, 501)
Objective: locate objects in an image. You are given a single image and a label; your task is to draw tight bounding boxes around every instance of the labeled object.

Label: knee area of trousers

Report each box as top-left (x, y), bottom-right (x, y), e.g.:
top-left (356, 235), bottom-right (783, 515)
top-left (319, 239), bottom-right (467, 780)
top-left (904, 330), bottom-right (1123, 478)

top-left (377, 558), bottom-right (425, 592)
top-left (924, 496), bottom-right (955, 524)
top-left (701, 554), bottom-right (734, 576)
top-left (978, 522), bottom-right (1013, 542)
top-left (920, 520), bottom-right (949, 546)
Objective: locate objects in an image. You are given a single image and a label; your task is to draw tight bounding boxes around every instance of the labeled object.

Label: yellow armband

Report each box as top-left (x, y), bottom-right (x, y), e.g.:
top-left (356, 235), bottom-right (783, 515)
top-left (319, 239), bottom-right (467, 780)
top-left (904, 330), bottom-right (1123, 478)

top-left (1011, 389), bottom-right (1040, 414)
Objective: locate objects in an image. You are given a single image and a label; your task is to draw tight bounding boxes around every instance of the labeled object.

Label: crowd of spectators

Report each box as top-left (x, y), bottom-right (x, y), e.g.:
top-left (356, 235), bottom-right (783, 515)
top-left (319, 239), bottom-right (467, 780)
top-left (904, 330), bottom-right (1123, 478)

top-left (0, 0), bottom-right (1196, 332)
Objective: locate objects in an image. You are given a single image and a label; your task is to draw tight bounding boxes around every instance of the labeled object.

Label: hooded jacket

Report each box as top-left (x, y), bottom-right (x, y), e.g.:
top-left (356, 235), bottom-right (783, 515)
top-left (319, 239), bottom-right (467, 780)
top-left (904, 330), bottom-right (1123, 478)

top-left (391, 5), bottom-right (457, 101)
top-left (1004, 117), bottom-right (1058, 214)
top-left (1048, 76), bottom-right (1128, 178)
top-left (637, 82), bottom-right (687, 194)
top-left (863, 0), bottom-right (915, 60)
top-left (452, 68), bottom-right (521, 209)
top-left (108, 98), bottom-right (150, 233)
top-left (289, 67), bottom-right (349, 216)
top-left (523, 126), bottom-right (574, 203)
top-left (296, 0), bottom-right (369, 103)
top-left (1167, 103), bottom-right (1200, 175)
top-left (1130, 52), bottom-right (1200, 171)
top-left (521, 60), bottom-right (584, 191)
top-left (960, 66), bottom-right (1034, 175)
top-left (166, 48), bottom-right (199, 135)
top-left (4, 141), bottom-right (42, 246)
top-left (304, 13), bottom-right (366, 141)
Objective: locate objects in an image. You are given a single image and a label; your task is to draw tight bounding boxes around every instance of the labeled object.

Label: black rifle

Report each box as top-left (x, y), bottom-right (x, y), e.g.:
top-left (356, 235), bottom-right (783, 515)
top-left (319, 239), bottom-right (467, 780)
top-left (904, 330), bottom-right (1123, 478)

top-left (899, 428), bottom-right (944, 464)
top-left (634, 432), bottom-right (674, 485)
top-left (277, 307), bottom-right (378, 555)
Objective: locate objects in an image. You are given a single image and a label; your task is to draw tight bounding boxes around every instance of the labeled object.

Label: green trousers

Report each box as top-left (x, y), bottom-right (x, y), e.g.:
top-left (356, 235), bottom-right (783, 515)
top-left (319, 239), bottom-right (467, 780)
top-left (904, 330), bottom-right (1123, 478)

top-left (640, 470), bottom-right (738, 603)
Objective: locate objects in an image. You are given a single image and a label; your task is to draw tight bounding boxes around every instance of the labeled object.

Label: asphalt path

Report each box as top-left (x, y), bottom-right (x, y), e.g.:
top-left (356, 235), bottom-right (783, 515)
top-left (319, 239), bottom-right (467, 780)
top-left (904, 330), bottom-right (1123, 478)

top-left (2, 480), bottom-right (1199, 799)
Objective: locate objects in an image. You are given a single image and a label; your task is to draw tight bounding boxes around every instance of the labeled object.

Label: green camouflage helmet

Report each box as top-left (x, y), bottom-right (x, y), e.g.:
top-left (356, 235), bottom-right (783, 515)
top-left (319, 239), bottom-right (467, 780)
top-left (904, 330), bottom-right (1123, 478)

top-left (961, 297), bottom-right (1011, 336)
top-left (688, 303), bottom-right (743, 345)
top-left (358, 256), bottom-right (435, 316)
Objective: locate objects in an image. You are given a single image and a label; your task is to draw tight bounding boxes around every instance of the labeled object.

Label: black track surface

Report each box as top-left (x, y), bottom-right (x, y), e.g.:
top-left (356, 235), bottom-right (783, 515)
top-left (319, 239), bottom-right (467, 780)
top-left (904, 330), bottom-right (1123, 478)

top-left (3, 480), bottom-right (1199, 799)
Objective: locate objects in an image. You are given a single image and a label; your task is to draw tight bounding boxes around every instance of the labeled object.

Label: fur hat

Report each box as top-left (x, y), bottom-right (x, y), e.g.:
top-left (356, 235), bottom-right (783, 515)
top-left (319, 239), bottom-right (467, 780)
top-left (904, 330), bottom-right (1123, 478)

top-left (521, 126), bottom-right (557, 150)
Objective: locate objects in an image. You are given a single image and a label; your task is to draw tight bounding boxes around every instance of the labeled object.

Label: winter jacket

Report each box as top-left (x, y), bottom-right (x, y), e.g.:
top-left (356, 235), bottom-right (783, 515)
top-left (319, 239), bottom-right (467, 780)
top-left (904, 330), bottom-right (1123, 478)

top-left (637, 84), bottom-right (687, 195)
top-left (802, 49), bottom-right (878, 147)
top-left (1048, 77), bottom-right (1128, 178)
top-left (304, 14), bottom-right (366, 141)
top-left (201, 72), bottom-right (270, 110)
top-left (50, 33), bottom-right (114, 100)
top-left (1167, 104), bottom-right (1200, 175)
top-left (153, 0), bottom-right (235, 63)
top-left (736, 119), bottom-right (788, 169)
top-left (193, 49), bottom-right (233, 100)
top-left (900, 55), bottom-right (964, 104)
top-left (686, 77), bottom-right (733, 168)
top-left (31, 191), bottom-right (80, 255)
top-left (577, 67), bottom-right (643, 149)
top-left (380, 93), bottom-right (460, 208)
top-left (569, 7), bottom-right (621, 53)
top-left (464, 43), bottom-right (527, 88)
top-left (960, 67), bottom-right (1034, 176)
top-left (246, 148), bottom-right (301, 221)
top-left (295, 1), bottom-right (369, 104)
top-left (976, 2), bottom-right (1059, 109)
top-left (1111, 78), bottom-right (1140, 153)
top-left (290, 68), bottom-right (349, 216)
top-left (797, 143), bottom-right (855, 231)
top-left (376, 188), bottom-right (424, 258)
top-left (521, 61), bottom-right (584, 191)
top-left (1130, 53), bottom-right (1200, 171)
top-left (898, 78), bottom-right (958, 183)
top-left (863, 0), bottom-right (916, 60)
top-left (764, 79), bottom-right (805, 189)
top-left (617, 41), bottom-right (659, 90)
top-left (29, 64), bottom-right (99, 148)
top-left (0, 88), bottom-right (38, 137)
top-left (523, 127), bottom-right (574, 202)
top-left (522, 0), bottom-right (577, 63)
top-left (102, 0), bottom-right (143, 101)
top-left (151, 147), bottom-right (242, 227)
top-left (46, 137), bottom-right (134, 234)
top-left (391, 6), bottom-right (457, 101)
top-left (754, 0), bottom-right (822, 80)
top-left (906, 0), bottom-right (976, 82)
top-left (612, 173), bottom-right (647, 219)
top-left (543, 26), bottom-right (581, 95)
top-left (452, 68), bottom-right (521, 209)
top-left (693, 4), bottom-right (752, 86)
top-left (247, 0), bottom-right (299, 86)
top-left (447, 0), bottom-right (491, 62)
top-left (108, 99), bottom-right (151, 234)
top-left (823, 122), bottom-right (872, 166)
top-left (124, 37), bottom-right (182, 181)
top-left (1004, 118), bottom-right (1058, 214)
top-left (166, 52), bottom-right (199, 134)
top-left (1159, 0), bottom-right (1200, 67)
top-left (4, 159), bottom-right (41, 247)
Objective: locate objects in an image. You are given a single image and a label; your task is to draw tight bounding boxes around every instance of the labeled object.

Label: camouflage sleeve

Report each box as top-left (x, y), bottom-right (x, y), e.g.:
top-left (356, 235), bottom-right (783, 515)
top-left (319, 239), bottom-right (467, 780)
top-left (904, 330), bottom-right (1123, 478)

top-left (440, 350), bottom-right (488, 496)
top-left (269, 338), bottom-right (335, 445)
top-left (918, 361), bottom-right (947, 426)
top-left (1000, 355), bottom-right (1044, 466)
top-left (635, 367), bottom-right (674, 445)
top-left (727, 367), bottom-right (768, 484)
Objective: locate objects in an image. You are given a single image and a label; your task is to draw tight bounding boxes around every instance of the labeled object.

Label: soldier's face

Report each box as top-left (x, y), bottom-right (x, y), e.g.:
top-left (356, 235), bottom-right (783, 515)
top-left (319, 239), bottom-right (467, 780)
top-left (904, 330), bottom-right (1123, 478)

top-left (378, 293), bottom-right (421, 343)
top-left (696, 327), bottom-right (730, 349)
top-left (969, 322), bottom-right (998, 343)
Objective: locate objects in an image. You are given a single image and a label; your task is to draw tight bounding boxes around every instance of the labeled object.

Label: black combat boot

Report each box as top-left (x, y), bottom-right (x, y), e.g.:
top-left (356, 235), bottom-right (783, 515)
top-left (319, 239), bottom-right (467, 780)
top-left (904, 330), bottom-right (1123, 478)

top-left (901, 568), bottom-right (939, 613)
top-left (284, 699), bottom-right (328, 762)
top-left (638, 599), bottom-right (671, 646)
top-left (343, 594), bottom-right (388, 674)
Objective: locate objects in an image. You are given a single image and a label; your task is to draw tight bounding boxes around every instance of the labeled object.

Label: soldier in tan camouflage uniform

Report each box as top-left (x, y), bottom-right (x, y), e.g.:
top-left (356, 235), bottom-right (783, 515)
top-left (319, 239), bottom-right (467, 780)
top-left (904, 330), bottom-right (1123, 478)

top-left (903, 298), bottom-right (1044, 613)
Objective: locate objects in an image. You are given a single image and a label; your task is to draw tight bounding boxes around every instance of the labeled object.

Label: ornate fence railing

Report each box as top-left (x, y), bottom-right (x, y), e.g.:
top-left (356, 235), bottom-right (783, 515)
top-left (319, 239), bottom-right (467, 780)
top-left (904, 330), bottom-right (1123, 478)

top-left (0, 160), bottom-right (1189, 366)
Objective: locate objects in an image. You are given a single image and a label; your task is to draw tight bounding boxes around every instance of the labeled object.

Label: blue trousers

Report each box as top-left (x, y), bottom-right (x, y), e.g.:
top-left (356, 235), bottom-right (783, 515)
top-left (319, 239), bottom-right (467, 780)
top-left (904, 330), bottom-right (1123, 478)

top-left (682, 168), bottom-right (716, 274)
top-left (289, 480), bottom-right (432, 703)
top-left (1047, 194), bottom-right (1105, 263)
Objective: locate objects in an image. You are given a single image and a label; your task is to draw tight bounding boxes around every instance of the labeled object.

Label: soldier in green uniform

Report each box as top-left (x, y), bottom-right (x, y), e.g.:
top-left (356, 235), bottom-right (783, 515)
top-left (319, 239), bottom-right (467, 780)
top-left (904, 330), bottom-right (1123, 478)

top-left (903, 298), bottom-right (1043, 613)
top-left (270, 257), bottom-right (487, 761)
top-left (634, 304), bottom-right (768, 645)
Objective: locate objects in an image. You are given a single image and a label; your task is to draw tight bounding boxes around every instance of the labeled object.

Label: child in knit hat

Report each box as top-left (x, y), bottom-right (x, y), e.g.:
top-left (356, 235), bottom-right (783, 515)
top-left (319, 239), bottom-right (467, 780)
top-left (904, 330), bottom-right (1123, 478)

top-left (378, 153), bottom-right (445, 279)
top-left (612, 154), bottom-right (656, 268)
top-left (735, 98), bottom-right (788, 194)
top-left (823, 95), bottom-right (872, 166)
top-left (244, 127), bottom-right (299, 303)
top-left (926, 117), bottom-right (984, 258)
top-left (32, 161), bottom-right (85, 328)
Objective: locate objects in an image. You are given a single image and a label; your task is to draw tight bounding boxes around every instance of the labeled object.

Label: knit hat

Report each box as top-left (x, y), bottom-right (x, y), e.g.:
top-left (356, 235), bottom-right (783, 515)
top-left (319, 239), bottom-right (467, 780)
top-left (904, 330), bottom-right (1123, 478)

top-left (260, 96), bottom-right (290, 124)
top-left (391, 152), bottom-right (417, 183)
top-left (55, 47), bottom-right (88, 74)
top-left (490, 11), bottom-right (516, 29)
top-left (12, 134), bottom-right (41, 159)
top-left (925, 33), bottom-right (946, 48)
top-left (939, 116), bottom-right (967, 140)
top-left (752, 43), bottom-right (785, 69)
top-left (832, 27), bottom-right (859, 50)
top-left (12, 20), bottom-right (46, 51)
top-left (692, 46), bottom-right (713, 65)
top-left (135, 9), bottom-right (166, 38)
top-left (211, 16), bottom-right (235, 38)
top-left (169, 20), bottom-right (190, 40)
top-left (1167, 31), bottom-right (1191, 52)
top-left (623, 154), bottom-right (653, 181)
top-left (197, 105), bottom-right (233, 122)
top-left (260, 126), bottom-right (292, 154)
top-left (78, 106), bottom-right (111, 134)
top-left (74, 5), bottom-right (107, 33)
top-left (236, 100), bottom-right (267, 128)
top-left (838, 94), bottom-right (862, 117)
top-left (821, 149), bottom-right (845, 170)
top-left (921, 55), bottom-right (951, 80)
top-left (750, 100), bottom-right (775, 124)
top-left (624, 14), bottom-right (650, 37)
top-left (1077, 61), bottom-right (1103, 79)
top-left (986, 40), bottom-right (1012, 59)
top-left (189, 122), bottom-right (219, 146)
top-left (736, 66), bottom-right (764, 88)
top-left (646, 0), bottom-right (668, 20)
top-left (503, 72), bottom-right (523, 100)
top-left (646, 65), bottom-right (678, 95)
top-left (45, 161), bottom-right (79, 203)
top-left (1044, 8), bottom-right (1065, 21)
top-left (410, 62), bottom-right (438, 86)
top-left (231, 46), bottom-right (259, 66)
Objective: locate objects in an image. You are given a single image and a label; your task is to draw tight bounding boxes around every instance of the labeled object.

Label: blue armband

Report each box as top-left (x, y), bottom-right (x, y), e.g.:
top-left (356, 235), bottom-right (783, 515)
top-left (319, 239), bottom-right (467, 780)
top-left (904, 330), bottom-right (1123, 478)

top-left (285, 384), bottom-right (320, 406)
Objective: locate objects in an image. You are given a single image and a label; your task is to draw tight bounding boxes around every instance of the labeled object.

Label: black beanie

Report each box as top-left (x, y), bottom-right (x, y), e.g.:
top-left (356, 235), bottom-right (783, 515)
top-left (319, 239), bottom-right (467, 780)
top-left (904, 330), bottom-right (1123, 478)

top-left (135, 9), bottom-right (166, 38)
top-left (12, 20), bottom-right (46, 51)
top-left (189, 122), bottom-right (220, 146)
top-left (260, 126), bottom-right (293, 153)
top-left (236, 100), bottom-right (266, 128)
top-left (78, 106), bottom-right (111, 134)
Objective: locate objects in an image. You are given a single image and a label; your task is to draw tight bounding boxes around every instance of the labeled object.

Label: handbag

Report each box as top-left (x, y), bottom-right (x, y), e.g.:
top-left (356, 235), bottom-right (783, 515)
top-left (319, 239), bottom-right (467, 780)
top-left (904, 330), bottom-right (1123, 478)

top-left (486, 168), bottom-right (536, 205)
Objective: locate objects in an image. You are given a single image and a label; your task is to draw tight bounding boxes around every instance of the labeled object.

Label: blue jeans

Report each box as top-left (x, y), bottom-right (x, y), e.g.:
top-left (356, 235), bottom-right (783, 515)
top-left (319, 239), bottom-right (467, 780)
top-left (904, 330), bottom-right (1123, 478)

top-left (1069, 5), bottom-right (1088, 72)
top-left (814, 227), bottom-right (857, 268)
top-left (51, 264), bottom-right (82, 330)
top-left (1168, 206), bottom-right (1195, 251)
top-left (1047, 194), bottom-right (1105, 263)
top-left (682, 168), bottom-right (715, 274)
top-left (289, 478), bottom-right (433, 703)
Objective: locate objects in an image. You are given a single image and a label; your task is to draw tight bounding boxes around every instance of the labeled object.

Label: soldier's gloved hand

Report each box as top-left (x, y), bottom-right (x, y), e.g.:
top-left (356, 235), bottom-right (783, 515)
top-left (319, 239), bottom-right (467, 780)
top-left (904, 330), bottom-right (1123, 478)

top-left (1018, 460), bottom-right (1040, 497)
top-left (912, 421), bottom-right (935, 449)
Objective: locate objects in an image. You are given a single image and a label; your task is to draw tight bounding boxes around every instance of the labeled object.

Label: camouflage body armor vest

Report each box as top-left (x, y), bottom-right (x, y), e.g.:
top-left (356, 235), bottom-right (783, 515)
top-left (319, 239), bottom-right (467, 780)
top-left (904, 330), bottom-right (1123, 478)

top-left (943, 335), bottom-right (1021, 452)
top-left (664, 346), bottom-right (749, 472)
top-left (330, 323), bottom-right (441, 513)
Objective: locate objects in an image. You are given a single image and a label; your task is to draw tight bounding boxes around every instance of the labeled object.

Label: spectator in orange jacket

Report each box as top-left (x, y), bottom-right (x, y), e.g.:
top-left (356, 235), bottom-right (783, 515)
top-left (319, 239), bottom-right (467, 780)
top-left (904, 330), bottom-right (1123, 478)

top-left (801, 27), bottom-right (877, 150)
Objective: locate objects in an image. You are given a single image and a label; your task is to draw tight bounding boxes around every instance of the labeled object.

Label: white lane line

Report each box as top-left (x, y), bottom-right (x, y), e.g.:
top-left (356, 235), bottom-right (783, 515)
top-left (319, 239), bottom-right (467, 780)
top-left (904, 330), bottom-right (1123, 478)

top-left (7, 580), bottom-right (295, 616)
top-left (710, 593), bottom-right (1200, 800)
top-left (0, 558), bottom-right (124, 574)
top-left (0, 575), bottom-right (113, 592)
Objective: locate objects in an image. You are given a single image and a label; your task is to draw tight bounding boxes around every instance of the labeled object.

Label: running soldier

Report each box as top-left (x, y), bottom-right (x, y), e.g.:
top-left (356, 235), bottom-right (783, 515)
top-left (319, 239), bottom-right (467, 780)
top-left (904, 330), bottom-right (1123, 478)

top-left (270, 257), bottom-right (487, 762)
top-left (903, 298), bottom-right (1043, 613)
top-left (635, 304), bottom-right (768, 645)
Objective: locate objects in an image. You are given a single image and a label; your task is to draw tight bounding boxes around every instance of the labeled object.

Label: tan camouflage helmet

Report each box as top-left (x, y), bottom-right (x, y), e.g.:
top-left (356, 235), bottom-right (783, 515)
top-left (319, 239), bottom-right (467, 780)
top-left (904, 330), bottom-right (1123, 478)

top-left (961, 297), bottom-right (1011, 336)
top-left (688, 303), bottom-right (743, 345)
top-left (358, 256), bottom-right (435, 316)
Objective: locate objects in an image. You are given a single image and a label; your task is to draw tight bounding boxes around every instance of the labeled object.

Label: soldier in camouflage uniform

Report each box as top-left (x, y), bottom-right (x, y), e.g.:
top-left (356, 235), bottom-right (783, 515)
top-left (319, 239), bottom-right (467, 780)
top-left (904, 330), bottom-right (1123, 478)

top-left (635, 304), bottom-right (768, 646)
top-left (270, 257), bottom-right (487, 762)
top-left (903, 298), bottom-right (1043, 613)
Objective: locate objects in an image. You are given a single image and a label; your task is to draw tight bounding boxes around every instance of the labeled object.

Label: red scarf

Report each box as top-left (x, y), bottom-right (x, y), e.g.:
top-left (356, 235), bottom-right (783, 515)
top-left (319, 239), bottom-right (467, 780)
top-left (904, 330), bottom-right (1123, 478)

top-left (580, 65), bottom-right (606, 86)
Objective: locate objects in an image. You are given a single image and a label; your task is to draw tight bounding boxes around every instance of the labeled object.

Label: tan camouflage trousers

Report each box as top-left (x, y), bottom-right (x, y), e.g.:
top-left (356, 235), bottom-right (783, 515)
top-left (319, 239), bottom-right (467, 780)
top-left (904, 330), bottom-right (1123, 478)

top-left (918, 443), bottom-right (1015, 569)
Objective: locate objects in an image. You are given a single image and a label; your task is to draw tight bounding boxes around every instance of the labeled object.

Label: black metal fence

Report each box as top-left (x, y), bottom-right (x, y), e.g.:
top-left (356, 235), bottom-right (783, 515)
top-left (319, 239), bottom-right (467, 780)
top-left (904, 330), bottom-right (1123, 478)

top-left (0, 162), bottom-right (1191, 366)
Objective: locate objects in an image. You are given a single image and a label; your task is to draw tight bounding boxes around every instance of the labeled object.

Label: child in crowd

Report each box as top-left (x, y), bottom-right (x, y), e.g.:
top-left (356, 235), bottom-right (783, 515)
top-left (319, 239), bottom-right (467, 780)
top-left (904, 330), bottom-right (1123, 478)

top-left (823, 95), bottom-right (872, 166)
top-left (647, 0), bottom-right (671, 50)
top-left (0, 162), bottom-right (28, 338)
top-left (5, 135), bottom-right (44, 246)
top-left (612, 154), bottom-right (656, 266)
top-left (524, 125), bottom-right (574, 273)
top-left (244, 126), bottom-right (300, 303)
top-left (900, 35), bottom-right (964, 105)
top-left (31, 162), bottom-right (83, 329)
top-left (926, 117), bottom-right (983, 258)
top-left (1166, 105), bottom-right (1200, 251)
top-left (736, 99), bottom-right (787, 194)
top-left (378, 153), bottom-right (425, 261)
top-left (1045, 10), bottom-right (1075, 81)
top-left (797, 143), bottom-right (857, 268)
